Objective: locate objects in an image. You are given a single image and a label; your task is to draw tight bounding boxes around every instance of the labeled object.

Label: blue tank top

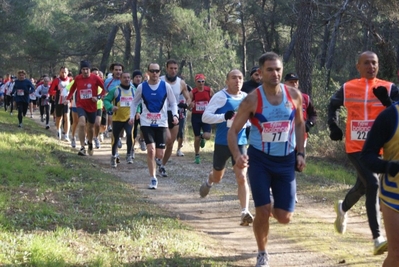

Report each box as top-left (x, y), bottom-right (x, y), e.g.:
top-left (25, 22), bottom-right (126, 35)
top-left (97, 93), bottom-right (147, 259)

top-left (249, 84), bottom-right (296, 156)
top-left (215, 90), bottom-right (247, 146)
top-left (141, 81), bottom-right (167, 113)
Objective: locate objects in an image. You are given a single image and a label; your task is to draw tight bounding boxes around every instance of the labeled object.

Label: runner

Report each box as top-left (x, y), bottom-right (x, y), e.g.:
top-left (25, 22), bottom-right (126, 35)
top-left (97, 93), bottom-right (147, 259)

top-left (158, 59), bottom-right (191, 177)
top-left (49, 66), bottom-right (73, 141)
top-left (66, 61), bottom-right (105, 156)
top-left (227, 52), bottom-right (306, 267)
top-left (129, 62), bottom-right (178, 189)
top-left (188, 73), bottom-right (213, 163)
top-left (35, 77), bottom-right (51, 129)
top-left (4, 75), bottom-right (15, 115)
top-left (104, 63), bottom-right (124, 141)
top-left (132, 69), bottom-right (145, 154)
top-left (328, 51), bottom-right (399, 255)
top-left (91, 67), bottom-right (106, 149)
top-left (361, 100), bottom-right (399, 266)
top-left (199, 69), bottom-right (254, 227)
top-left (104, 72), bottom-right (137, 168)
top-left (11, 70), bottom-right (36, 128)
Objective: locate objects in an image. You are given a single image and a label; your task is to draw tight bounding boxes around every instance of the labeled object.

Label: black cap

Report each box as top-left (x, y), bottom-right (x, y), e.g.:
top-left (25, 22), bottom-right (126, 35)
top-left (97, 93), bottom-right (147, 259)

top-left (132, 70), bottom-right (142, 79)
top-left (80, 60), bottom-right (91, 70)
top-left (250, 66), bottom-right (259, 76)
top-left (284, 73), bottom-right (299, 81)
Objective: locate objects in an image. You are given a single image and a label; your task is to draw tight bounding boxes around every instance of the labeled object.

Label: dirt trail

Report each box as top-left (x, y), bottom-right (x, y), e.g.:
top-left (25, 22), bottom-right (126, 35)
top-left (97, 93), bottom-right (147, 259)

top-left (32, 113), bottom-right (385, 267)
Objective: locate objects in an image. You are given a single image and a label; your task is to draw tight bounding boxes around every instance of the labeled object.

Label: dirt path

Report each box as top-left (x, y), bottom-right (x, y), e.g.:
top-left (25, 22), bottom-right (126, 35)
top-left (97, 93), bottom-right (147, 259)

top-left (32, 113), bottom-right (386, 267)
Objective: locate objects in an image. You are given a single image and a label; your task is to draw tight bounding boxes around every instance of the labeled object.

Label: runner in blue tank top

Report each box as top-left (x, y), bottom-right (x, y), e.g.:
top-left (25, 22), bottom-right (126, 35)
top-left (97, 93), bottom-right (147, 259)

top-left (199, 69), bottom-right (254, 227)
top-left (227, 52), bottom-right (306, 267)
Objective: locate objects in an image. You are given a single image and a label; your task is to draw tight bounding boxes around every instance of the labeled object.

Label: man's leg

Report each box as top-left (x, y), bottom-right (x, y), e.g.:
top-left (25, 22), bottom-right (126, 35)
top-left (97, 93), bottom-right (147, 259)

top-left (162, 125), bottom-right (179, 166)
top-left (381, 202), bottom-right (399, 266)
top-left (63, 110), bottom-right (70, 140)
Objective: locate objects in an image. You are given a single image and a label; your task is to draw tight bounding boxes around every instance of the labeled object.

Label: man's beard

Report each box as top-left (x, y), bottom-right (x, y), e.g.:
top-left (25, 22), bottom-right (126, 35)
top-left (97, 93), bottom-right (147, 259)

top-left (166, 74), bottom-right (177, 82)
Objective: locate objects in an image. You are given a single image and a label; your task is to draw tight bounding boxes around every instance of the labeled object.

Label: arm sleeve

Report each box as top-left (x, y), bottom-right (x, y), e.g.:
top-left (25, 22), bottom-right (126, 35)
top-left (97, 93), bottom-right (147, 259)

top-left (67, 80), bottom-right (77, 100)
top-left (202, 91), bottom-right (227, 124)
top-left (130, 85), bottom-right (142, 119)
top-left (103, 87), bottom-right (116, 112)
top-left (361, 106), bottom-right (397, 173)
top-left (49, 79), bottom-right (58, 96)
top-left (390, 84), bottom-right (399, 102)
top-left (306, 98), bottom-right (317, 124)
top-left (166, 84), bottom-right (178, 116)
top-left (327, 86), bottom-right (344, 126)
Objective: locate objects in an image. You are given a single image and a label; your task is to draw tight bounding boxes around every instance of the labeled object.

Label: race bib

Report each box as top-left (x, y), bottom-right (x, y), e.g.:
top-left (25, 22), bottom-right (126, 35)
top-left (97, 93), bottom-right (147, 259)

top-left (80, 89), bottom-right (92, 99)
top-left (17, 89), bottom-right (24, 96)
top-left (195, 101), bottom-right (208, 111)
top-left (350, 120), bottom-right (374, 141)
top-left (261, 120), bottom-right (290, 142)
top-left (146, 113), bottom-right (161, 126)
top-left (120, 96), bottom-right (133, 107)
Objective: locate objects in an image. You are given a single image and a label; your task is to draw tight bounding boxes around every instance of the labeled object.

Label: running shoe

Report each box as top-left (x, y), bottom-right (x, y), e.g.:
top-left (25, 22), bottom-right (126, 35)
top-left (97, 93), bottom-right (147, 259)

top-left (159, 166), bottom-right (168, 177)
top-left (126, 154), bottom-right (133, 164)
top-left (148, 177), bottom-right (158, 189)
top-left (45, 124), bottom-right (50, 130)
top-left (111, 156), bottom-right (117, 168)
top-left (78, 147), bottom-right (86, 156)
top-left (88, 142), bottom-right (93, 156)
top-left (240, 211), bottom-right (254, 226)
top-left (194, 155), bottom-right (201, 164)
top-left (40, 116), bottom-right (44, 122)
top-left (256, 252), bottom-right (269, 267)
top-left (373, 236), bottom-right (388, 255)
top-left (18, 123), bottom-right (22, 128)
top-left (99, 133), bottom-right (104, 142)
top-left (200, 137), bottom-right (206, 148)
top-left (139, 139), bottom-right (147, 151)
top-left (94, 137), bottom-right (100, 149)
top-left (107, 125), bottom-right (112, 132)
top-left (64, 135), bottom-right (70, 142)
top-left (176, 149), bottom-right (184, 157)
top-left (334, 200), bottom-right (347, 234)
top-left (199, 181), bottom-right (212, 198)
top-left (117, 138), bottom-right (122, 148)
top-left (71, 137), bottom-right (76, 148)
top-left (155, 158), bottom-right (162, 167)
top-left (115, 153), bottom-right (120, 163)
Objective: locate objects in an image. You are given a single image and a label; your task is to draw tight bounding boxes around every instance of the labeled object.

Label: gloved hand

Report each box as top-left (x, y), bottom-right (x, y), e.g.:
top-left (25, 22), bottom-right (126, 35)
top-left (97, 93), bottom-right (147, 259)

top-left (305, 120), bottom-right (314, 133)
top-left (373, 86), bottom-right (392, 107)
top-left (177, 102), bottom-right (188, 109)
top-left (329, 122), bottom-right (343, 141)
top-left (387, 161), bottom-right (399, 177)
top-left (224, 110), bottom-right (235, 121)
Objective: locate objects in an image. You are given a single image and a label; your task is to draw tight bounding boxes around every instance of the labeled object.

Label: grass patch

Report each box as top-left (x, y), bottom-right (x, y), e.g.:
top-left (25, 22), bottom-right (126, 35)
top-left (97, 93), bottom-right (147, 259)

top-left (0, 112), bottom-right (230, 266)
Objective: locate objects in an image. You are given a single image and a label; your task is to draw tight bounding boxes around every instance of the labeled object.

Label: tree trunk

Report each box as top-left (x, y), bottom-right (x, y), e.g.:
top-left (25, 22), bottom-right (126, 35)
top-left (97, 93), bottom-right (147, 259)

top-left (283, 31), bottom-right (297, 63)
top-left (99, 25), bottom-right (119, 73)
top-left (122, 23), bottom-right (132, 69)
top-left (239, 5), bottom-right (247, 76)
top-left (131, 0), bottom-right (142, 70)
top-left (319, 21), bottom-right (330, 69)
top-left (294, 0), bottom-right (314, 97)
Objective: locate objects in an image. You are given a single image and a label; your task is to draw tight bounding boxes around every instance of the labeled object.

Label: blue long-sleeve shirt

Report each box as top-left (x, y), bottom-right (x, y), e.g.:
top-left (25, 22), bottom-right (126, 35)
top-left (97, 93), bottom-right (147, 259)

top-left (12, 79), bottom-right (36, 103)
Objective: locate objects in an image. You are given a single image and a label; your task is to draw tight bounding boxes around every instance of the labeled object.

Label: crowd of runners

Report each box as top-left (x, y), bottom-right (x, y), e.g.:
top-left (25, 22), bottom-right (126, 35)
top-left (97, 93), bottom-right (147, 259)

top-left (0, 50), bottom-right (398, 267)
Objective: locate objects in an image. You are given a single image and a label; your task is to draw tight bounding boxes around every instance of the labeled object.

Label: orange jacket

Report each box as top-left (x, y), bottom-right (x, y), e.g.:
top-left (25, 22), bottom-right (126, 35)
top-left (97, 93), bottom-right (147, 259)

top-left (343, 78), bottom-right (393, 153)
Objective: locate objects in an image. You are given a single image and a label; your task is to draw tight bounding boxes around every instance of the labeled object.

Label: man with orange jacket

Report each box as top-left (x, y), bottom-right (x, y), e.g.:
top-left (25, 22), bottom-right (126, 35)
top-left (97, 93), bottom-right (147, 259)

top-left (327, 51), bottom-right (399, 255)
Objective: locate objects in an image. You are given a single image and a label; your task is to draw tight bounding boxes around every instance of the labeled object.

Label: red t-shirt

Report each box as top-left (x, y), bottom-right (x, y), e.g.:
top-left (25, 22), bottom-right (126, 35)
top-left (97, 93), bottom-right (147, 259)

top-left (67, 74), bottom-right (105, 113)
top-left (191, 86), bottom-right (211, 114)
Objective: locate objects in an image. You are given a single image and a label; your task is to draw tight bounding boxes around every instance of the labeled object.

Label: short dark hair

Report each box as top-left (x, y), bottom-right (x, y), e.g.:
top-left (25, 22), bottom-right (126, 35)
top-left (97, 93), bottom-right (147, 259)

top-left (166, 59), bottom-right (178, 67)
top-left (91, 67), bottom-right (99, 72)
top-left (109, 63), bottom-right (124, 71)
top-left (258, 52), bottom-right (281, 67)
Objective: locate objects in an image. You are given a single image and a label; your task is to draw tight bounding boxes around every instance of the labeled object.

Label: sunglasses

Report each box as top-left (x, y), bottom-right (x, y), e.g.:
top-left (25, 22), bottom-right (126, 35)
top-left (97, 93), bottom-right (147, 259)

top-left (196, 80), bottom-right (205, 83)
top-left (148, 69), bottom-right (160, 74)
